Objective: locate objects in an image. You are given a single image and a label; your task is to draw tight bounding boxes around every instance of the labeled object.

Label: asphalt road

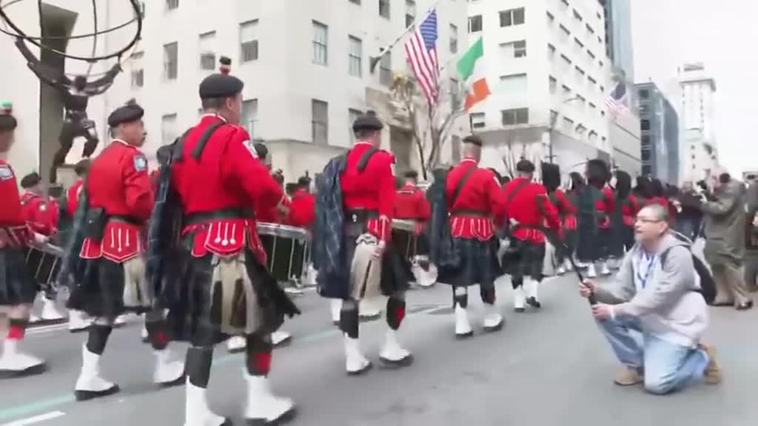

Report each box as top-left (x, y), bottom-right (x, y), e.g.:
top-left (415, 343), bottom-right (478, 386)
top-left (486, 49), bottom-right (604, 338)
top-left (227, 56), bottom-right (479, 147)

top-left (1, 274), bottom-right (756, 426)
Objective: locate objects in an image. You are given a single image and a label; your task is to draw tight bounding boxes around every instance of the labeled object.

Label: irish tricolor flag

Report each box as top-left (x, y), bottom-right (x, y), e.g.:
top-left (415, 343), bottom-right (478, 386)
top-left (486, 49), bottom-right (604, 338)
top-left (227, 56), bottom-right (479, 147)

top-left (457, 37), bottom-right (490, 111)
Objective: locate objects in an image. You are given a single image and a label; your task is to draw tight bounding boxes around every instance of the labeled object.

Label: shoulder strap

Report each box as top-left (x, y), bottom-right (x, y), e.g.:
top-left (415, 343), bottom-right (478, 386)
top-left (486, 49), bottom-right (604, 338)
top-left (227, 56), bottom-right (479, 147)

top-left (506, 178), bottom-right (531, 205)
top-left (450, 166), bottom-right (478, 207)
top-left (169, 128), bottom-right (193, 164)
top-left (191, 121), bottom-right (227, 161)
top-left (357, 147), bottom-right (379, 172)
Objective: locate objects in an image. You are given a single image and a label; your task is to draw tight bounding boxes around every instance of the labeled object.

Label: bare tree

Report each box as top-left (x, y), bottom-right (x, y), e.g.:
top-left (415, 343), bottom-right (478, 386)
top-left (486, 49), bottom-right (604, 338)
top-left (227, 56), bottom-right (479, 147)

top-left (390, 74), bottom-right (465, 180)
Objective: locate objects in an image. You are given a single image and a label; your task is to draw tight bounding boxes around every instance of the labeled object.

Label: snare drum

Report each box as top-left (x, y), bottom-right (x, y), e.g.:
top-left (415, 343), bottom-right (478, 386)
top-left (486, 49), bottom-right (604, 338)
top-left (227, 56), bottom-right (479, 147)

top-left (25, 244), bottom-right (63, 295)
top-left (256, 222), bottom-right (310, 284)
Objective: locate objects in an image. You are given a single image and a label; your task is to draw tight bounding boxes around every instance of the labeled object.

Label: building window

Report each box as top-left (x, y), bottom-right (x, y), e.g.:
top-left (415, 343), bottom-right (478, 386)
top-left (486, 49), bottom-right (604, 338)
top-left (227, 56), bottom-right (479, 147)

top-left (560, 54), bottom-right (572, 72)
top-left (549, 76), bottom-right (557, 94)
top-left (500, 73), bottom-right (527, 94)
top-left (349, 0), bottom-right (360, 4)
top-left (573, 38), bottom-right (584, 50)
top-left (312, 99), bottom-right (329, 145)
top-left (548, 44), bottom-right (556, 59)
top-left (642, 165), bottom-right (652, 175)
top-left (405, 0), bottom-right (416, 28)
top-left (312, 21), bottom-right (328, 66)
top-left (641, 150), bottom-right (651, 161)
top-left (559, 24), bottom-right (570, 39)
top-left (575, 66), bottom-right (585, 77)
top-left (501, 40), bottom-right (526, 58)
top-left (587, 75), bottom-right (597, 85)
top-left (502, 108), bottom-right (529, 126)
top-left (562, 85), bottom-right (571, 97)
top-left (471, 112), bottom-right (486, 129)
top-left (572, 9), bottom-right (583, 22)
top-left (450, 78), bottom-right (460, 105)
top-left (500, 7), bottom-right (525, 27)
top-left (130, 51), bottom-right (144, 89)
top-left (348, 36), bottom-right (362, 77)
top-left (163, 42), bottom-right (178, 80)
top-left (585, 24), bottom-right (595, 35)
top-left (639, 89), bottom-right (649, 99)
top-left (589, 102), bottom-right (596, 110)
top-left (468, 15), bottom-right (482, 33)
top-left (641, 135), bottom-right (650, 146)
top-left (198, 31), bottom-right (216, 70)
top-left (450, 24), bottom-right (458, 53)
top-left (546, 11), bottom-right (554, 23)
top-left (562, 117), bottom-right (574, 131)
top-left (240, 20), bottom-right (259, 62)
top-left (379, 54), bottom-right (392, 86)
top-left (379, 0), bottom-right (390, 19)
top-left (165, 0), bottom-right (178, 11)
top-left (348, 108), bottom-right (362, 140)
top-left (161, 114), bottom-right (178, 145)
top-left (641, 120), bottom-right (650, 131)
top-left (241, 99), bottom-right (258, 136)
top-left (576, 95), bottom-right (586, 108)
top-left (587, 50), bottom-right (596, 60)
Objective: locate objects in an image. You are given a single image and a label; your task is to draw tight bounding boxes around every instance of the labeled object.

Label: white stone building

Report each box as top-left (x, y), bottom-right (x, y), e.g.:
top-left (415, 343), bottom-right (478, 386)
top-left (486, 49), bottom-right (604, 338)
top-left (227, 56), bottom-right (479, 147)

top-left (1, 0), bottom-right (469, 184)
top-left (466, 0), bottom-right (612, 178)
top-left (678, 63), bottom-right (720, 183)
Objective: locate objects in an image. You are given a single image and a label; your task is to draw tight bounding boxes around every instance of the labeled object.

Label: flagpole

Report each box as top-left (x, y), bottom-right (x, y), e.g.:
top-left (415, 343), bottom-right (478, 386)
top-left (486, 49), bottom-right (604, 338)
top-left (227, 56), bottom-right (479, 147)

top-left (369, 0), bottom-right (443, 74)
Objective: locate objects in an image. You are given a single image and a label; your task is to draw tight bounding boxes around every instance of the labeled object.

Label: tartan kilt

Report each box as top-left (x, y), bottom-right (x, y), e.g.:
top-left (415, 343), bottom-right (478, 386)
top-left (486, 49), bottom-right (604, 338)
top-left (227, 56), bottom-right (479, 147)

top-left (0, 247), bottom-right (38, 306)
top-left (67, 256), bottom-right (154, 318)
top-left (161, 245), bottom-right (289, 346)
top-left (344, 233), bottom-right (410, 299)
top-left (576, 216), bottom-right (600, 263)
top-left (439, 237), bottom-right (501, 290)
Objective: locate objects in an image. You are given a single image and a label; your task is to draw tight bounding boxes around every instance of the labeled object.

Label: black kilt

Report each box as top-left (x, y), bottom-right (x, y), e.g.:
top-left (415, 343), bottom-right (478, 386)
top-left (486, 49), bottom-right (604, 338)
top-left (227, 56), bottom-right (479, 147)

top-left (439, 237), bottom-right (501, 291)
top-left (0, 247), bottom-right (38, 306)
top-left (505, 240), bottom-right (546, 285)
top-left (67, 257), bottom-right (150, 318)
top-left (576, 214), bottom-right (600, 263)
top-left (162, 242), bottom-right (298, 347)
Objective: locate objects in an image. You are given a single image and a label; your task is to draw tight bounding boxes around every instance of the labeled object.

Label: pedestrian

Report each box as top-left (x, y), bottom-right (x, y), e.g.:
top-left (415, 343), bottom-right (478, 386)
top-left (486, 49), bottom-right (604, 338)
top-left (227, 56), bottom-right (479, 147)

top-left (575, 160), bottom-right (608, 277)
top-left (443, 135), bottom-right (506, 337)
top-left (0, 110), bottom-right (47, 377)
top-left (543, 163), bottom-right (576, 276)
top-left (502, 160), bottom-right (561, 312)
top-left (699, 173), bottom-right (753, 309)
top-left (67, 101), bottom-right (185, 401)
top-left (579, 204), bottom-right (721, 394)
top-left (393, 170), bottom-right (435, 287)
top-left (675, 181), bottom-right (704, 241)
top-left (562, 172), bottom-right (584, 270)
top-left (610, 170), bottom-right (639, 256)
top-left (744, 176), bottom-right (758, 292)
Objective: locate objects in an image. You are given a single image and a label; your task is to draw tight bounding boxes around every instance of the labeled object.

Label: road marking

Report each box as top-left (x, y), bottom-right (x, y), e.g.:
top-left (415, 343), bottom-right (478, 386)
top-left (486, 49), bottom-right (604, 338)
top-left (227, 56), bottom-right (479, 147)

top-left (0, 303), bottom-right (444, 422)
top-left (26, 323), bottom-right (70, 336)
top-left (1, 410), bottom-right (65, 426)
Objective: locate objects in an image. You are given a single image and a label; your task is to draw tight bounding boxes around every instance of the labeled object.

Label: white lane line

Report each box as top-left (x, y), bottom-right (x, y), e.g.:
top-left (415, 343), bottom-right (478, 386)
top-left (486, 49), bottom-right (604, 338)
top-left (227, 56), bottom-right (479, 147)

top-left (26, 324), bottom-right (70, 336)
top-left (1, 410), bottom-right (65, 426)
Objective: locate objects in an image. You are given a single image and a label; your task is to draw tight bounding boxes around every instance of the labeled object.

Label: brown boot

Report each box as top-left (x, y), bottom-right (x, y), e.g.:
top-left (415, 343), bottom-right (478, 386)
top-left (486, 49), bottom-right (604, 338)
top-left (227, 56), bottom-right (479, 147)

top-left (614, 367), bottom-right (643, 386)
top-left (700, 344), bottom-right (722, 385)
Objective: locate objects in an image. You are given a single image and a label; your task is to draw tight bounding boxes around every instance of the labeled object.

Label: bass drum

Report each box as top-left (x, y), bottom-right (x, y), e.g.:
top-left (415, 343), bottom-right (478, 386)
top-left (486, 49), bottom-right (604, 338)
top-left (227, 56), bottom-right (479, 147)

top-left (256, 222), bottom-right (310, 284)
top-left (25, 244), bottom-right (63, 297)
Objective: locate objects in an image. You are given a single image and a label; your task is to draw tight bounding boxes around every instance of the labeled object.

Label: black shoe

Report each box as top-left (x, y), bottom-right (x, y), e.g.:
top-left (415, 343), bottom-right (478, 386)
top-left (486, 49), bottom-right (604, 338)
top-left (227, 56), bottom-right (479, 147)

top-left (526, 297), bottom-right (542, 309)
top-left (247, 407), bottom-right (297, 425)
top-left (455, 330), bottom-right (474, 340)
top-left (75, 384), bottom-right (120, 401)
top-left (736, 300), bottom-right (754, 311)
top-left (379, 354), bottom-right (414, 368)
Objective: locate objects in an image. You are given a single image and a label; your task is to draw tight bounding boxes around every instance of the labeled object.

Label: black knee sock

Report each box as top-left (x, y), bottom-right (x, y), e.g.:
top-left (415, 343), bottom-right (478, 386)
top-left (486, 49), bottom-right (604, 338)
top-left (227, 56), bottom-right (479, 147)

top-left (145, 320), bottom-right (170, 351)
top-left (86, 324), bottom-right (113, 355)
top-left (481, 286), bottom-right (496, 305)
top-left (340, 299), bottom-right (359, 339)
top-left (453, 287), bottom-right (468, 308)
top-left (386, 296), bottom-right (406, 330)
top-left (245, 333), bottom-right (273, 376)
top-left (185, 346), bottom-right (213, 388)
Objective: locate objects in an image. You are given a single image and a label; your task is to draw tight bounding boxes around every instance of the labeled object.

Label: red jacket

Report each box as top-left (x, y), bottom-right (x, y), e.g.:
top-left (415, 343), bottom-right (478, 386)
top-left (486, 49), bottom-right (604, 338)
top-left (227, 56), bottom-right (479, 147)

top-left (20, 191), bottom-right (59, 236)
top-left (341, 141), bottom-right (396, 241)
top-left (0, 160), bottom-right (31, 248)
top-left (394, 183), bottom-right (431, 221)
top-left (597, 186), bottom-right (616, 229)
top-left (619, 194), bottom-right (641, 226)
top-left (171, 114), bottom-right (284, 262)
top-left (446, 159), bottom-right (506, 241)
top-left (287, 189), bottom-right (316, 229)
top-left (257, 196), bottom-right (289, 224)
top-left (67, 178), bottom-right (85, 217)
top-left (503, 177), bottom-right (561, 244)
top-left (80, 140), bottom-right (154, 263)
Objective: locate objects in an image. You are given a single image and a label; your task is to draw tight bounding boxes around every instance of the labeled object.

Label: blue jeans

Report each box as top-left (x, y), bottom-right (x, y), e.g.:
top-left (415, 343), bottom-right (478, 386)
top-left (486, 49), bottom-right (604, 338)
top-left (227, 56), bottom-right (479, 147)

top-left (597, 317), bottom-right (710, 394)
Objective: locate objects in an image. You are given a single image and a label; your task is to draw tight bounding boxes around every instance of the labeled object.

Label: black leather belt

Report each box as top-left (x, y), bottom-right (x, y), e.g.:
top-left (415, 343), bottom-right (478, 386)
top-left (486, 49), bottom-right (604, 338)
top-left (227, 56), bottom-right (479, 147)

top-left (109, 215), bottom-right (144, 226)
top-left (184, 208), bottom-right (252, 226)
top-left (451, 210), bottom-right (488, 218)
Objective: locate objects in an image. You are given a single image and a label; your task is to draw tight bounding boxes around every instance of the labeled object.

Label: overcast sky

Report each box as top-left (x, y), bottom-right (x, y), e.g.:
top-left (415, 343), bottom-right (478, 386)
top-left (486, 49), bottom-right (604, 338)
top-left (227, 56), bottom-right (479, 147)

top-left (631, 0), bottom-right (758, 175)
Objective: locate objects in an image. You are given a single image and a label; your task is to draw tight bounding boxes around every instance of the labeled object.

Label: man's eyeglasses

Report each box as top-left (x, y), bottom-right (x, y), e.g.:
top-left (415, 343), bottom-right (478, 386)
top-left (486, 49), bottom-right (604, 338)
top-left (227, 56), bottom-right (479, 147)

top-left (636, 217), bottom-right (664, 224)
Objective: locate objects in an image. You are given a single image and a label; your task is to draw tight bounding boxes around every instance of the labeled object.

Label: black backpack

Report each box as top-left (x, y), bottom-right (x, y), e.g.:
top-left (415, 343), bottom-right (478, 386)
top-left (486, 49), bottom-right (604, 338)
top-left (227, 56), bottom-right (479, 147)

top-left (659, 233), bottom-right (716, 305)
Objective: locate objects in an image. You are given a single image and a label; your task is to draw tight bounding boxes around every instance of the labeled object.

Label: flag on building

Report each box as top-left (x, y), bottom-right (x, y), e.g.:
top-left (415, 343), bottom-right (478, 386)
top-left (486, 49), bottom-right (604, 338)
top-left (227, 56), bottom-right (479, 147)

top-left (605, 78), bottom-right (628, 117)
top-left (457, 37), bottom-right (490, 111)
top-left (404, 10), bottom-right (440, 107)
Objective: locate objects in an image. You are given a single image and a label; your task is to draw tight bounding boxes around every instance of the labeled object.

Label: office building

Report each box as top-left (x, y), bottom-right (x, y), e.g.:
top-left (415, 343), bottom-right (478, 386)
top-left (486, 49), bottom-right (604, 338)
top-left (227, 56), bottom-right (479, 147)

top-left (635, 82), bottom-right (678, 184)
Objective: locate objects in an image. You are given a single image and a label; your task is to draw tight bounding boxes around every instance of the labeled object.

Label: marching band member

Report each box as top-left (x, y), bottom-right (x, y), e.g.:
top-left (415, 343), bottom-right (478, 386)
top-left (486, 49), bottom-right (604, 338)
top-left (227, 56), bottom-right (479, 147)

top-left (19, 172), bottom-right (65, 322)
top-left (288, 176), bottom-right (316, 229)
top-left (445, 135), bottom-right (506, 337)
top-left (577, 159), bottom-right (610, 278)
top-left (163, 73), bottom-right (299, 424)
top-left (65, 159), bottom-right (92, 332)
top-left (597, 164), bottom-right (616, 276)
top-left (503, 160), bottom-right (562, 312)
top-left (542, 163), bottom-right (576, 276)
top-left (394, 170), bottom-right (436, 287)
top-left (0, 111), bottom-right (47, 377)
top-left (318, 113), bottom-right (412, 374)
top-left (67, 101), bottom-right (184, 400)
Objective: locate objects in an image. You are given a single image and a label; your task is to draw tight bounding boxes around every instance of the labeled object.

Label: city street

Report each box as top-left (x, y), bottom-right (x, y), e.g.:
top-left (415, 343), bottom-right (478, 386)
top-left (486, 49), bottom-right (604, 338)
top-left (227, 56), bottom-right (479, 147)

top-left (1, 275), bottom-right (756, 426)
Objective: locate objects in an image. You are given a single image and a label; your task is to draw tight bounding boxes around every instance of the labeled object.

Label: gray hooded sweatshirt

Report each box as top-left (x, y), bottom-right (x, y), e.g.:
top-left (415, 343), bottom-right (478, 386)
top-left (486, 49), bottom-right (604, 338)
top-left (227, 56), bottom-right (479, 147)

top-left (595, 232), bottom-right (709, 348)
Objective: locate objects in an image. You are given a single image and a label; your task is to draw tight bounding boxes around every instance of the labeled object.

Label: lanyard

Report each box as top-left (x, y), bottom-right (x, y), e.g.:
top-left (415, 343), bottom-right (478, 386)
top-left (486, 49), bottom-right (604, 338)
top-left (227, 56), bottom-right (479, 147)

top-left (636, 252), bottom-right (657, 289)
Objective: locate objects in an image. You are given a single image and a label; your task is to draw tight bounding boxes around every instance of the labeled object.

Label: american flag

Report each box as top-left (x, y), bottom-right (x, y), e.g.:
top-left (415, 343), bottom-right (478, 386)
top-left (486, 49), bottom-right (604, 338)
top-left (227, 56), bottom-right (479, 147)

top-left (404, 10), bottom-right (439, 107)
top-left (605, 79), bottom-right (628, 117)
